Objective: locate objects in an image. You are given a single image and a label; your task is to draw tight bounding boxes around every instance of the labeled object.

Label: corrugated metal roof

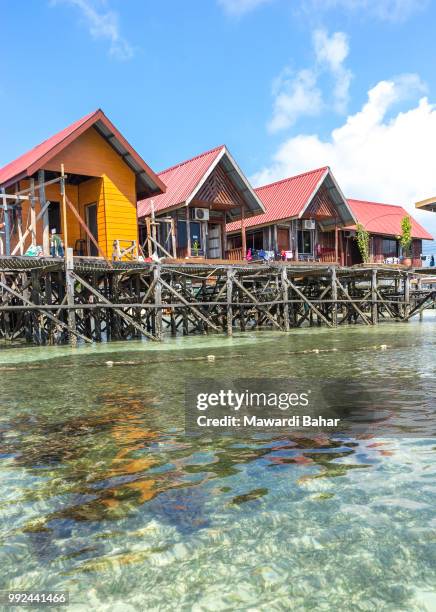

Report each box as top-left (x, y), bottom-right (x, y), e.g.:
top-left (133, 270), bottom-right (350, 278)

top-left (226, 166), bottom-right (328, 232)
top-left (137, 145), bottom-right (265, 219)
top-left (138, 146), bottom-right (225, 217)
top-left (0, 109), bottom-right (165, 198)
top-left (346, 199), bottom-right (433, 240)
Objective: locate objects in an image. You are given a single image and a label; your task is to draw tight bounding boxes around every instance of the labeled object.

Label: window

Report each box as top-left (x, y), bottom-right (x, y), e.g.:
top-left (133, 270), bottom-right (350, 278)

top-left (382, 239), bottom-right (398, 257)
top-left (298, 230), bottom-right (312, 254)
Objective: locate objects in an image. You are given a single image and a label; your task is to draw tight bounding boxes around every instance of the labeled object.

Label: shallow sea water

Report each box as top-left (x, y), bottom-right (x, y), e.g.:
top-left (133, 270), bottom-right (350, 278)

top-left (0, 314), bottom-right (435, 611)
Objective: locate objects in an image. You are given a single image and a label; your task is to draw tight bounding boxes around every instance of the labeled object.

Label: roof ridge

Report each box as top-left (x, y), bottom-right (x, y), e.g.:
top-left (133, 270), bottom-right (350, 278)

top-left (0, 109), bottom-right (100, 178)
top-left (348, 198), bottom-right (406, 210)
top-left (158, 145), bottom-right (225, 177)
top-left (254, 166), bottom-right (329, 192)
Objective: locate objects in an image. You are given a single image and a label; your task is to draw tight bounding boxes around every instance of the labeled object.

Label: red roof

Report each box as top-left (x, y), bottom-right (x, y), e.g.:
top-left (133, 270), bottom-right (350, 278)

top-left (0, 109), bottom-right (165, 198)
top-left (138, 145), bottom-right (224, 217)
top-left (226, 166), bottom-right (328, 232)
top-left (347, 199), bottom-right (433, 240)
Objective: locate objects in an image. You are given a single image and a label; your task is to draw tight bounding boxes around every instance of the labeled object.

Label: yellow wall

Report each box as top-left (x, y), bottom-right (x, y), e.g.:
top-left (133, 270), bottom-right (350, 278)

top-left (46, 127), bottom-right (138, 257)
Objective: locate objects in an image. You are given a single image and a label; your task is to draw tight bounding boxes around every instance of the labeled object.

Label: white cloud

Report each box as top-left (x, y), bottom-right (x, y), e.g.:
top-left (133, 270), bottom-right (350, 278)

top-left (268, 69), bottom-right (323, 133)
top-left (313, 29), bottom-right (352, 112)
top-left (217, 0), bottom-right (273, 16)
top-left (253, 74), bottom-right (436, 236)
top-left (308, 0), bottom-right (428, 22)
top-left (268, 29), bottom-right (352, 133)
top-left (52, 0), bottom-right (133, 60)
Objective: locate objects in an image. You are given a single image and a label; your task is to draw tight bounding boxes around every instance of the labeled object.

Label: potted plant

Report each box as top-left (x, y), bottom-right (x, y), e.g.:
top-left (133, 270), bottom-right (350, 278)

top-left (355, 223), bottom-right (370, 263)
top-left (192, 239), bottom-right (200, 257)
top-left (400, 215), bottom-right (412, 266)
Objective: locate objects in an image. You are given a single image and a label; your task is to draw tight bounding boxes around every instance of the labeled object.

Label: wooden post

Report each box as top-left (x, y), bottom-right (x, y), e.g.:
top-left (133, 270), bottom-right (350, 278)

top-left (334, 223), bottom-right (339, 264)
top-left (60, 164), bottom-right (69, 252)
top-left (65, 247), bottom-right (77, 347)
top-left (371, 269), bottom-right (378, 324)
top-left (331, 267), bottom-right (338, 326)
top-left (417, 277), bottom-right (424, 321)
top-left (145, 218), bottom-right (152, 258)
top-left (241, 205), bottom-right (246, 260)
top-left (154, 265), bottom-right (163, 340)
top-left (1, 189), bottom-right (10, 256)
top-left (30, 179), bottom-right (36, 246)
top-left (294, 220), bottom-right (299, 261)
top-left (226, 269), bottom-right (234, 336)
top-left (273, 224), bottom-right (278, 252)
top-left (38, 170), bottom-right (50, 256)
top-left (170, 217), bottom-right (177, 258)
top-left (282, 266), bottom-right (290, 331)
top-left (186, 206), bottom-right (191, 257)
top-left (404, 273), bottom-right (410, 320)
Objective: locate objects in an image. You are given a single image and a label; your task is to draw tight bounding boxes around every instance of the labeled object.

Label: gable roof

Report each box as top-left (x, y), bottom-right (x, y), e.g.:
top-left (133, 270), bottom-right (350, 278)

top-left (137, 145), bottom-right (265, 219)
top-left (415, 196), bottom-right (436, 213)
top-left (0, 109), bottom-right (165, 199)
top-left (347, 199), bottom-right (433, 240)
top-left (226, 166), bottom-right (355, 233)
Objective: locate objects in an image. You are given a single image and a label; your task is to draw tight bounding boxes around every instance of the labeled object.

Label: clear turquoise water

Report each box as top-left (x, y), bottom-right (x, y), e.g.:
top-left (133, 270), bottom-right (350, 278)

top-left (0, 314), bottom-right (435, 611)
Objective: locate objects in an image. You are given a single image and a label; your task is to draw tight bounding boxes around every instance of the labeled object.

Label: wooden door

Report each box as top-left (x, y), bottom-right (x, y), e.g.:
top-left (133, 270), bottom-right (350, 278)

top-left (277, 227), bottom-right (290, 252)
top-left (85, 203), bottom-right (98, 256)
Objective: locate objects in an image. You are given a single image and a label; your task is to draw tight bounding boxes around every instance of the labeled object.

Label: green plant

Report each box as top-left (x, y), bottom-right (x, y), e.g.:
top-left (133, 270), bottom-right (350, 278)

top-left (400, 215), bottom-right (412, 257)
top-left (355, 224), bottom-right (370, 263)
top-left (192, 239), bottom-right (200, 256)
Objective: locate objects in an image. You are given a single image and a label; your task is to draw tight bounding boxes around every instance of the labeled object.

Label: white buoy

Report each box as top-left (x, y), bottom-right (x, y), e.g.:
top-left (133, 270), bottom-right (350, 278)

top-left (106, 360), bottom-right (114, 367)
top-left (207, 354), bottom-right (216, 362)
top-left (380, 344), bottom-right (388, 350)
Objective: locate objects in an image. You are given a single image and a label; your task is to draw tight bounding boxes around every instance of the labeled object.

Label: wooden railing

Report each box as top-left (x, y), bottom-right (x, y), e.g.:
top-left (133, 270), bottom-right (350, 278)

top-left (318, 249), bottom-right (337, 263)
top-left (113, 239), bottom-right (138, 261)
top-left (226, 247), bottom-right (244, 261)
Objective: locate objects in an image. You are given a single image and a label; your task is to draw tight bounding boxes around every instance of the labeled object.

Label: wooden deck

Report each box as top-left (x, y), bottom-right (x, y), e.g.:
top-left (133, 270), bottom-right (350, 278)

top-left (0, 255), bottom-right (434, 346)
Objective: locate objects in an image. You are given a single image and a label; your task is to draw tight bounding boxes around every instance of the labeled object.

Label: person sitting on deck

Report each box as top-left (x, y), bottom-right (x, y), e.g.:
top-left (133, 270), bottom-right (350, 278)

top-left (50, 228), bottom-right (64, 257)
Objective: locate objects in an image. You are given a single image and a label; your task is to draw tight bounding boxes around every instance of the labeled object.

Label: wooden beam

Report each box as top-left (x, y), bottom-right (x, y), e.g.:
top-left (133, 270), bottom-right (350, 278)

top-left (335, 277), bottom-right (372, 325)
top-left (0, 277), bottom-right (92, 343)
top-left (286, 277), bottom-right (333, 327)
top-left (60, 165), bottom-right (68, 251)
top-left (1, 189), bottom-right (10, 256)
top-left (158, 275), bottom-right (221, 332)
top-left (70, 271), bottom-right (158, 341)
top-left (38, 170), bottom-right (50, 256)
top-left (241, 205), bottom-right (246, 260)
top-left (186, 206), bottom-right (191, 257)
top-left (11, 200), bottom-right (51, 256)
top-left (64, 194), bottom-right (108, 262)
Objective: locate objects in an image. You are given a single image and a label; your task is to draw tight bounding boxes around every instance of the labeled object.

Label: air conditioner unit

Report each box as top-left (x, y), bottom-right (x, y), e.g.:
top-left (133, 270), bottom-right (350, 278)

top-left (193, 208), bottom-right (209, 221)
top-left (302, 219), bottom-right (315, 230)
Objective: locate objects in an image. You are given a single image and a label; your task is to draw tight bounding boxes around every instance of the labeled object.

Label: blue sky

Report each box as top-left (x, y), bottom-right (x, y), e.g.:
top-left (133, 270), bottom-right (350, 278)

top-left (2, 0), bottom-right (436, 238)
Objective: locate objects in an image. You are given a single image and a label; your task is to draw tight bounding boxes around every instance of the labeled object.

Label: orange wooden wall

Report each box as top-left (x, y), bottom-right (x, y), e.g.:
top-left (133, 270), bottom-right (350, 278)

top-left (9, 127), bottom-right (138, 257)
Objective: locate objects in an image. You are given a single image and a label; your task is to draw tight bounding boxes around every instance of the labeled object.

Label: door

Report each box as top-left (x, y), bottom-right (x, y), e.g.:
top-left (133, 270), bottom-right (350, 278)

top-left (85, 203), bottom-right (98, 256)
top-left (208, 224), bottom-right (222, 258)
top-left (277, 227), bottom-right (290, 252)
